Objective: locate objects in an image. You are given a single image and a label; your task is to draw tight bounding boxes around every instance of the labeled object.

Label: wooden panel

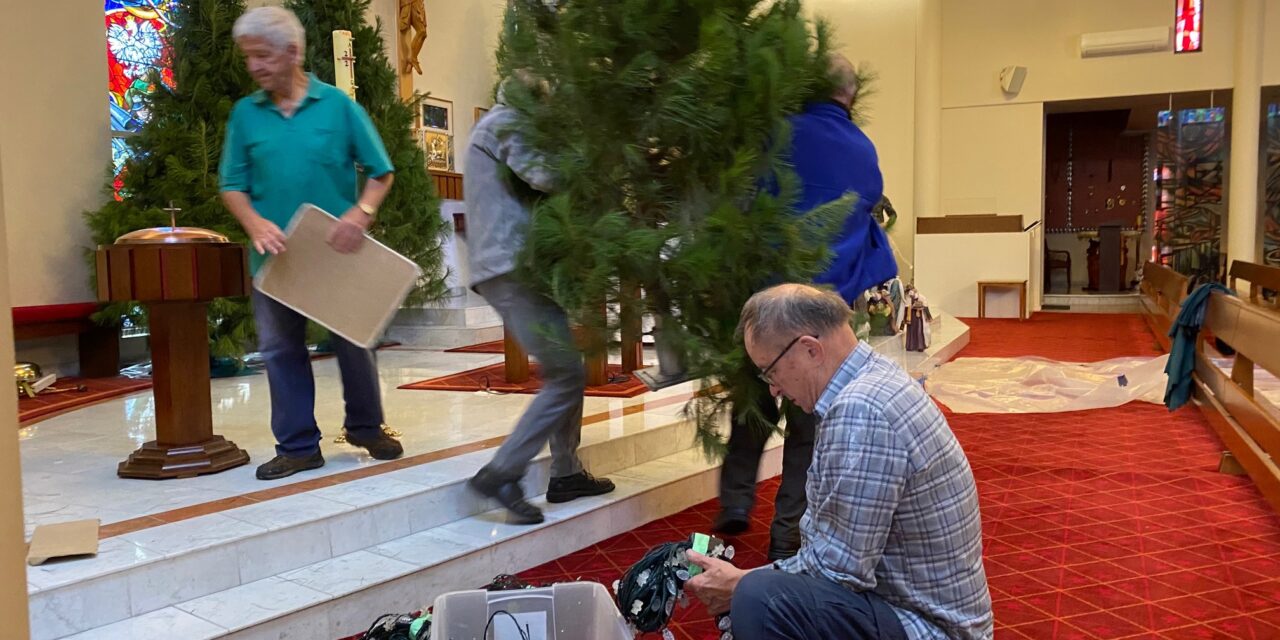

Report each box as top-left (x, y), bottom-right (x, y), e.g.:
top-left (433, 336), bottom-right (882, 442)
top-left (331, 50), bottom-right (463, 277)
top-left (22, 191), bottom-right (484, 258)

top-left (1206, 294), bottom-right (1280, 377)
top-left (195, 245), bottom-right (224, 300)
top-left (1229, 260), bottom-right (1280, 304)
top-left (14, 320), bottom-right (88, 341)
top-left (160, 246), bottom-right (197, 300)
top-left (107, 248), bottom-right (133, 301)
top-left (95, 250), bottom-right (110, 302)
top-left (222, 244), bottom-right (251, 297)
top-left (916, 215), bottom-right (1024, 234)
top-left (1193, 375), bottom-right (1280, 514)
top-left (503, 326), bottom-right (530, 383)
top-left (131, 246), bottom-right (165, 301)
top-left (430, 170), bottom-right (464, 200)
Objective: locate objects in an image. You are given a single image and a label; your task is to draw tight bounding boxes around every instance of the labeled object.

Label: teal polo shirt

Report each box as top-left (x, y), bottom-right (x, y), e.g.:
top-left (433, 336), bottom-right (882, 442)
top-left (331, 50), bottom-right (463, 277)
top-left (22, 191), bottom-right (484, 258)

top-left (219, 74), bottom-right (394, 273)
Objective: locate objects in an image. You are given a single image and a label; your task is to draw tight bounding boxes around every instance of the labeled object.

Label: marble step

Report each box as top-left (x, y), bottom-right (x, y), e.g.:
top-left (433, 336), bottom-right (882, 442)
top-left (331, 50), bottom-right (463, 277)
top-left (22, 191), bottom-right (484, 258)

top-left (60, 442), bottom-right (782, 640)
top-left (28, 416), bottom-right (704, 640)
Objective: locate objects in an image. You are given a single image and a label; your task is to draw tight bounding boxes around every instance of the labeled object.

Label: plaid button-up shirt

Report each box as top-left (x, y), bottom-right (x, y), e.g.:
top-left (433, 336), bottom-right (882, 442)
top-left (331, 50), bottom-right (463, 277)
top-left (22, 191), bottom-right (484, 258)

top-left (776, 341), bottom-right (993, 639)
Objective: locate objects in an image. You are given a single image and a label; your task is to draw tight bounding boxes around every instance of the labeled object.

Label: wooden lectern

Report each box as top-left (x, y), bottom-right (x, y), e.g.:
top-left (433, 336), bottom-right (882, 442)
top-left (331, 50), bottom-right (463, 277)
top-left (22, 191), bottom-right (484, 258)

top-left (96, 221), bottom-right (251, 479)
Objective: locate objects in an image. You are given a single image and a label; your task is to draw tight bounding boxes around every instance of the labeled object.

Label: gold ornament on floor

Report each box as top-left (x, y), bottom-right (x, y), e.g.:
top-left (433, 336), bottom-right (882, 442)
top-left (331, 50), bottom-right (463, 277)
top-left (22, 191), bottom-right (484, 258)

top-left (334, 426), bottom-right (402, 443)
top-left (15, 362), bottom-right (41, 399)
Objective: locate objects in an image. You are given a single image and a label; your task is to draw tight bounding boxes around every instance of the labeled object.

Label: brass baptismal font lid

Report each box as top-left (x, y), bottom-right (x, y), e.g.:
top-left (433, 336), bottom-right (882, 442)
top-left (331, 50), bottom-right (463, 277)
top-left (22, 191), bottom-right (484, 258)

top-left (114, 202), bottom-right (230, 244)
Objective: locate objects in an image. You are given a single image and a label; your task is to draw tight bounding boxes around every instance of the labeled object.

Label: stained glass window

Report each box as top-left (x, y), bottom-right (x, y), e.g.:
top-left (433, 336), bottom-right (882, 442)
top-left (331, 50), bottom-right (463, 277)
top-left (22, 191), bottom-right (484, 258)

top-left (1153, 106), bottom-right (1225, 282)
top-left (1175, 0), bottom-right (1203, 54)
top-left (106, 1), bottom-right (178, 199)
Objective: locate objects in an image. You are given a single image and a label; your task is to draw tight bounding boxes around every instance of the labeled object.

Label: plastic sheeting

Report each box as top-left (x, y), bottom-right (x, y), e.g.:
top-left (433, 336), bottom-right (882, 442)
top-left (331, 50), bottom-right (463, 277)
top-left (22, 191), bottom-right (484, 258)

top-left (925, 355), bottom-right (1169, 414)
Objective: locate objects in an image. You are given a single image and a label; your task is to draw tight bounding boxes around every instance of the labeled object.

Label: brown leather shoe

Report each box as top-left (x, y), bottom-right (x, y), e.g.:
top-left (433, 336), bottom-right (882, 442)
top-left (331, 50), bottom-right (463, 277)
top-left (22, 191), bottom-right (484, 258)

top-left (344, 429), bottom-right (404, 460)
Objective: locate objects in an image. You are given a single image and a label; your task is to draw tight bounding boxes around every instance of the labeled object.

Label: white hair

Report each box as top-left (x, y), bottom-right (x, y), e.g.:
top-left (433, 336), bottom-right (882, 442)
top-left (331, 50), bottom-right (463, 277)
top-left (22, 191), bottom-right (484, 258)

top-left (232, 6), bottom-right (306, 53)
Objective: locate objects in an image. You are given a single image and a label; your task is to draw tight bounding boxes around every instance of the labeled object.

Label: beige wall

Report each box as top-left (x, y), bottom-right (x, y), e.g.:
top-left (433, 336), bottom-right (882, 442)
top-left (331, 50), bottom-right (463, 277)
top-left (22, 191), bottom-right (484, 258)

top-left (0, 136), bottom-right (34, 639)
top-left (941, 0), bottom-right (1240, 110)
top-left (0, 3), bottom-right (107, 308)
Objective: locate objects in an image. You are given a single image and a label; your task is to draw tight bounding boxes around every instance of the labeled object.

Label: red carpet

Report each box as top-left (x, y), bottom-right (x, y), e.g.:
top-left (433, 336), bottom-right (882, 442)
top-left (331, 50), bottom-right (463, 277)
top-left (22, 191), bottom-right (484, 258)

top-left (444, 339), bottom-right (505, 354)
top-left (513, 313), bottom-right (1280, 639)
top-left (958, 313), bottom-right (1164, 361)
top-left (18, 376), bottom-right (152, 426)
top-left (398, 362), bottom-right (649, 398)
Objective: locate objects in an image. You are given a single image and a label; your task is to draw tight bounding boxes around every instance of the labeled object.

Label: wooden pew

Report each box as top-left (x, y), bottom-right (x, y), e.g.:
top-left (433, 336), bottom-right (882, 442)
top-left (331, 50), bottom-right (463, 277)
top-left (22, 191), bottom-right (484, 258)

top-left (1193, 264), bottom-right (1280, 513)
top-left (1139, 261), bottom-right (1189, 351)
top-left (1228, 260), bottom-right (1280, 309)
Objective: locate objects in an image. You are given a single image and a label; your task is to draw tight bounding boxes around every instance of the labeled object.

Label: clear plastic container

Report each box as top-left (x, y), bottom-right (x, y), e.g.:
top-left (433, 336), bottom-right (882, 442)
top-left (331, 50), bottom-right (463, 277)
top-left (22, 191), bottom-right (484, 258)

top-left (431, 582), bottom-right (632, 640)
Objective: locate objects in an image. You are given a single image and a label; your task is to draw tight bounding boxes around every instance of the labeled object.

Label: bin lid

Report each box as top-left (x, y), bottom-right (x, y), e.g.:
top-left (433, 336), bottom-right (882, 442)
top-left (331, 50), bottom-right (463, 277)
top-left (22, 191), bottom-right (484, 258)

top-left (114, 201), bottom-right (231, 244)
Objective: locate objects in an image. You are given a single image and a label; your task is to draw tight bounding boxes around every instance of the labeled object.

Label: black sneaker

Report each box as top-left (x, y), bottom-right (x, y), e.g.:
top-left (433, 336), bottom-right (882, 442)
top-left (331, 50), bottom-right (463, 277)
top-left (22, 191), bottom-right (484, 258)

top-left (546, 471), bottom-right (615, 504)
top-left (469, 468), bottom-right (545, 525)
top-left (711, 508), bottom-right (750, 535)
top-left (344, 429), bottom-right (404, 460)
top-left (256, 451), bottom-right (325, 480)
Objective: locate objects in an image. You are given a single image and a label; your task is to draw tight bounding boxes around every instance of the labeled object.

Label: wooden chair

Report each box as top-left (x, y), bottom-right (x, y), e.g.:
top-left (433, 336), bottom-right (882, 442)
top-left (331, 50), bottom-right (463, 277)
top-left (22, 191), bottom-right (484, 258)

top-left (1044, 241), bottom-right (1072, 293)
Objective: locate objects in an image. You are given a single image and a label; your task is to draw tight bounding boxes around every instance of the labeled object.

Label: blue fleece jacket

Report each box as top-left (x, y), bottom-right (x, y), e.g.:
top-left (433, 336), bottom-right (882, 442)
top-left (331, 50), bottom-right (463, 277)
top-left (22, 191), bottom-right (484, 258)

top-left (786, 101), bottom-right (898, 303)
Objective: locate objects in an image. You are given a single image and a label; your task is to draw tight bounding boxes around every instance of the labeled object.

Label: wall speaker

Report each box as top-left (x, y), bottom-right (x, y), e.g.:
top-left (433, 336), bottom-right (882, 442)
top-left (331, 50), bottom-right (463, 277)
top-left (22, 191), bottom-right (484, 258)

top-left (1000, 65), bottom-right (1027, 95)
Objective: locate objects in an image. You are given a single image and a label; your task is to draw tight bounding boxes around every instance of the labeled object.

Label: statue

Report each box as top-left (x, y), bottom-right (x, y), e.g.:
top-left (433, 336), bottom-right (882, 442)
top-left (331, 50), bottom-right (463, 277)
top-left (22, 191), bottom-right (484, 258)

top-left (398, 0), bottom-right (427, 75)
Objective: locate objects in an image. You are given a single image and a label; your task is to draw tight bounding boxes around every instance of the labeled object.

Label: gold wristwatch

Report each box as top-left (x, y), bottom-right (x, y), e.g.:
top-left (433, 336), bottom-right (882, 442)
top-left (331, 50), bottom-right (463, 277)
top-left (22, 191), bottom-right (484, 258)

top-left (357, 202), bottom-right (377, 219)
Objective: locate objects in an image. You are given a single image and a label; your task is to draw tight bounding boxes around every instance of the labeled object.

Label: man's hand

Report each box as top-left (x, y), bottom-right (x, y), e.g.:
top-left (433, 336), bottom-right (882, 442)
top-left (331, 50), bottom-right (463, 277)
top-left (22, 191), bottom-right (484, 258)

top-left (684, 550), bottom-right (749, 615)
top-left (327, 207), bottom-right (370, 254)
top-left (248, 217), bottom-right (287, 256)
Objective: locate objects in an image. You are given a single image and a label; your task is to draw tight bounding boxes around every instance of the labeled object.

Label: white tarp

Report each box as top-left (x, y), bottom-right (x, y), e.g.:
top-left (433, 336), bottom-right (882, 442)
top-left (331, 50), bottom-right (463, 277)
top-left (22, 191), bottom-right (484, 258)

top-left (925, 355), bottom-right (1169, 414)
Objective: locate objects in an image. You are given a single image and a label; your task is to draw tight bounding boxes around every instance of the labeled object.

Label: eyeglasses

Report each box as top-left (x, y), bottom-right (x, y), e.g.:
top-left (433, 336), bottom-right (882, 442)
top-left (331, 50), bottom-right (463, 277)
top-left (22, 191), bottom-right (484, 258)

top-left (757, 335), bottom-right (814, 386)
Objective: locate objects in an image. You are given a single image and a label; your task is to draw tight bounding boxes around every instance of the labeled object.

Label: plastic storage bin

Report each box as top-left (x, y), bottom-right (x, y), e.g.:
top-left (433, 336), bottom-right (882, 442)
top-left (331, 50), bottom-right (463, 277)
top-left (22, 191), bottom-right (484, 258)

top-left (431, 582), bottom-right (632, 640)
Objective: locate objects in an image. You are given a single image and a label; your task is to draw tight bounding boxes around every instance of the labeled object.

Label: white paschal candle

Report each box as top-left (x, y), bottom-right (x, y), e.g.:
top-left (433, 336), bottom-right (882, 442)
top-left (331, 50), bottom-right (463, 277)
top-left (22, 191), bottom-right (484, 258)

top-left (332, 30), bottom-right (356, 100)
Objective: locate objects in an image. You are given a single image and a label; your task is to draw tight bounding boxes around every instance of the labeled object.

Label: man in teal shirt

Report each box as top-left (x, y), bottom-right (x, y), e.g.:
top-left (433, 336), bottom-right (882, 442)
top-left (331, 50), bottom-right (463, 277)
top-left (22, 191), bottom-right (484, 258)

top-left (219, 6), bottom-right (403, 480)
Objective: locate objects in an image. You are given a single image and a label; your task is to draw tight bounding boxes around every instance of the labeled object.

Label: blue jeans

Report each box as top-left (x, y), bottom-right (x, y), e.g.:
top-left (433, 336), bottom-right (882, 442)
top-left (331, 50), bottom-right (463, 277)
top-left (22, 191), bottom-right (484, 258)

top-left (252, 289), bottom-right (385, 457)
top-left (731, 570), bottom-right (908, 640)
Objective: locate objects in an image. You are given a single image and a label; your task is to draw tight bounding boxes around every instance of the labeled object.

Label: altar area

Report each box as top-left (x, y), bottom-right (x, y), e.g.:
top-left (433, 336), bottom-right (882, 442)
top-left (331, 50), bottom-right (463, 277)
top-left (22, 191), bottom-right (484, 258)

top-left (19, 313), bottom-right (968, 639)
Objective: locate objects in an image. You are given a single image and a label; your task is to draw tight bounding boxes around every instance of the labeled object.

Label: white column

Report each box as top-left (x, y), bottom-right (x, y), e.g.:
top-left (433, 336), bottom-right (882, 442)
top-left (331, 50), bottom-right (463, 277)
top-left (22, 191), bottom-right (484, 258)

top-left (1227, 0), bottom-right (1265, 266)
top-left (0, 137), bottom-right (33, 638)
top-left (912, 0), bottom-right (942, 283)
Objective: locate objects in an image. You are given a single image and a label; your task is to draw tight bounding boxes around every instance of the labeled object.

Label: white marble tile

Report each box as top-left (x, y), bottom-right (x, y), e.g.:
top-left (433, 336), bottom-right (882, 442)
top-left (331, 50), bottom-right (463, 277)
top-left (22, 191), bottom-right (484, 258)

top-left (127, 544), bottom-right (242, 616)
top-left (26, 537), bottom-right (163, 592)
top-left (309, 476), bottom-right (425, 507)
top-left (236, 522), bottom-right (333, 584)
top-left (176, 576), bottom-right (328, 632)
top-left (60, 607), bottom-right (226, 640)
top-left (222, 608), bottom-right (332, 640)
top-left (280, 550), bottom-right (415, 596)
top-left (404, 482), bottom-right (488, 533)
top-left (220, 494), bottom-right (350, 531)
top-left (325, 576), bottom-right (428, 639)
top-left (369, 528), bottom-right (490, 567)
top-left (28, 573), bottom-right (132, 640)
top-left (433, 506), bottom-right (562, 547)
top-left (120, 513), bottom-right (266, 557)
top-left (327, 501), bottom-right (412, 556)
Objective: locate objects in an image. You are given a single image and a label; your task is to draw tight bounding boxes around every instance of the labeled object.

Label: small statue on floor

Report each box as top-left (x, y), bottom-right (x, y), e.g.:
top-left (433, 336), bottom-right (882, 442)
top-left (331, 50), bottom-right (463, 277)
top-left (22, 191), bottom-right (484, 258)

top-left (867, 287), bottom-right (896, 337)
top-left (900, 286), bottom-right (932, 352)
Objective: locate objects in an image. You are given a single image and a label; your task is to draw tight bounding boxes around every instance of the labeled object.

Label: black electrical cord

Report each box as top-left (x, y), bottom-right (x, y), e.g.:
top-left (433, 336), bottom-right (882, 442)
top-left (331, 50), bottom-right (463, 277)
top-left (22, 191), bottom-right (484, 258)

top-left (480, 610), bottom-right (532, 640)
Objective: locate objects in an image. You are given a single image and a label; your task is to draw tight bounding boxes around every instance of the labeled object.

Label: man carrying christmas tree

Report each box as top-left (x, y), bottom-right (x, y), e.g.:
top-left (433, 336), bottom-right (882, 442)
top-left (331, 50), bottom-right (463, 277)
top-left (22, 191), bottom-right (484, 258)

top-left (714, 54), bottom-right (897, 559)
top-left (219, 6), bottom-right (404, 480)
top-left (462, 74), bottom-right (615, 525)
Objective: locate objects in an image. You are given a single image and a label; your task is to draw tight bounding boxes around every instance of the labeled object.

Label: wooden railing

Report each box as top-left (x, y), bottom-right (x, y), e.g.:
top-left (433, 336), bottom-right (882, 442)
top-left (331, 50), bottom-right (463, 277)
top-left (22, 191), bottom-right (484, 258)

top-left (430, 170), bottom-right (463, 200)
top-left (1228, 260), bottom-right (1280, 309)
top-left (1193, 260), bottom-right (1280, 513)
top-left (1139, 261), bottom-right (1189, 350)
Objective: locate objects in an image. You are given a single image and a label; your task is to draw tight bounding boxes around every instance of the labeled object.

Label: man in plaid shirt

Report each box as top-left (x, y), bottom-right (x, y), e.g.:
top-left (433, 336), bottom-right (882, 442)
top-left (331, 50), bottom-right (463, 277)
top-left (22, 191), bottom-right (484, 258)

top-left (687, 284), bottom-right (993, 640)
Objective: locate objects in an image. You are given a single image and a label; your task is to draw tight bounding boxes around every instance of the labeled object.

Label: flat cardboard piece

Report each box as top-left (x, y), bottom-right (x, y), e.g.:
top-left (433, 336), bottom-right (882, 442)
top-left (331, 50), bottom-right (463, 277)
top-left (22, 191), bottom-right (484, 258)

top-left (255, 205), bottom-right (422, 348)
top-left (27, 519), bottom-right (100, 566)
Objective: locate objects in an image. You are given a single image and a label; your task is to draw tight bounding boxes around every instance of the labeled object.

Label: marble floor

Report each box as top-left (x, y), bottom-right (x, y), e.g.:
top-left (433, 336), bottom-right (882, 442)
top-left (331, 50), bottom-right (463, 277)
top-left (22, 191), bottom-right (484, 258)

top-left (18, 347), bottom-right (697, 538)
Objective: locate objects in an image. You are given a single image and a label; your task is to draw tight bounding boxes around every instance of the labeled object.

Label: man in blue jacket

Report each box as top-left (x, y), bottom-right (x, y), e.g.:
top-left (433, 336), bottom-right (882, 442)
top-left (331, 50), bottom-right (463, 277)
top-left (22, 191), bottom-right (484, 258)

top-left (714, 54), bottom-right (898, 559)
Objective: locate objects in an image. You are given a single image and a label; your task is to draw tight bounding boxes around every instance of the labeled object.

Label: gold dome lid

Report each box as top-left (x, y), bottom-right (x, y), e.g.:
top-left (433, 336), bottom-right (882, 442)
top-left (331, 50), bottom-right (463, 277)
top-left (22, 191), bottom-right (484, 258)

top-left (113, 202), bottom-right (232, 244)
top-left (15, 362), bottom-right (42, 383)
top-left (115, 226), bottom-right (231, 244)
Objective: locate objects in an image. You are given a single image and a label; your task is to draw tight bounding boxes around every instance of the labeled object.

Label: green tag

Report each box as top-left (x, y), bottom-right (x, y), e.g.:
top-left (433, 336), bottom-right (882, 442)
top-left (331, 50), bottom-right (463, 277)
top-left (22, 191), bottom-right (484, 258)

top-left (687, 532), bottom-right (712, 576)
top-left (410, 615), bottom-right (429, 639)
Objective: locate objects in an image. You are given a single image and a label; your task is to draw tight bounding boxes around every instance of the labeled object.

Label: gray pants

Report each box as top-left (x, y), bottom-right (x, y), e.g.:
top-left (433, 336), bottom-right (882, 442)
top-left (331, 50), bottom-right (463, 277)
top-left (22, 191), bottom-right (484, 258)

top-left (474, 274), bottom-right (586, 481)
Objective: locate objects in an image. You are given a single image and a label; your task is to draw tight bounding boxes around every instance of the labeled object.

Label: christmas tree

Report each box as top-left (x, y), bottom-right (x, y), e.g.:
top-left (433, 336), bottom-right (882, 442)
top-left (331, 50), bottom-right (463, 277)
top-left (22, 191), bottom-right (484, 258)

top-left (498, 0), bottom-right (857, 454)
top-left (85, 0), bottom-right (258, 359)
top-left (286, 0), bottom-right (449, 307)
